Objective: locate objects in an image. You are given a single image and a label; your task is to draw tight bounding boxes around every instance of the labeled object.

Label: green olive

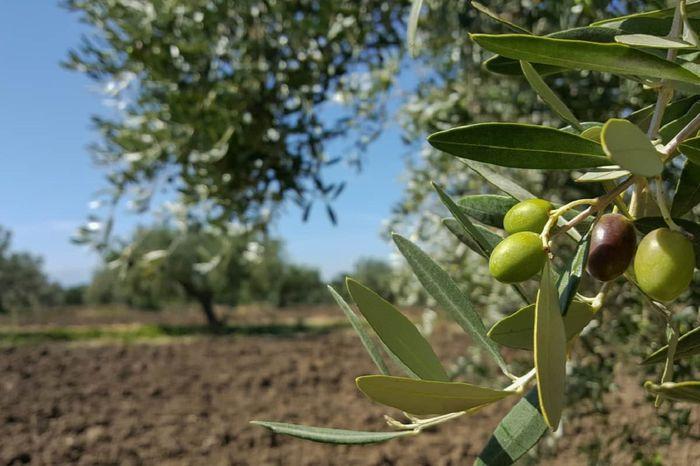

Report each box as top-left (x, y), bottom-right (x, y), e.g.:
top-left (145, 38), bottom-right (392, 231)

top-left (489, 231), bottom-right (547, 283)
top-left (634, 228), bottom-right (695, 302)
top-left (587, 213), bottom-right (636, 282)
top-left (503, 199), bottom-right (553, 234)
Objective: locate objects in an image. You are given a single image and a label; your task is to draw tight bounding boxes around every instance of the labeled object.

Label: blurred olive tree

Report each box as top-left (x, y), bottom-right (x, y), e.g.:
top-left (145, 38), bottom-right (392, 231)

top-left (0, 227), bottom-right (64, 313)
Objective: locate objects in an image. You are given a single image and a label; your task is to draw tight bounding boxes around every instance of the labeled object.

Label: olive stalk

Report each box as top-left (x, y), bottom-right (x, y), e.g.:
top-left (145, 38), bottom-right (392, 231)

top-left (652, 176), bottom-right (682, 232)
top-left (383, 368), bottom-right (537, 432)
top-left (542, 176), bottom-right (636, 249)
top-left (661, 113), bottom-right (700, 161)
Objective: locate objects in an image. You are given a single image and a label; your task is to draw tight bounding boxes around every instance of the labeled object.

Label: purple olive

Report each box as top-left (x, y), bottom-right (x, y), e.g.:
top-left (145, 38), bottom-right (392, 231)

top-left (586, 213), bottom-right (636, 282)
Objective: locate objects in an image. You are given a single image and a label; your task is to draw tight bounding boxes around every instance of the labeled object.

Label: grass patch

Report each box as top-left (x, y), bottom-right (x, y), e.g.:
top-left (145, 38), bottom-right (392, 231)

top-left (0, 321), bottom-right (347, 345)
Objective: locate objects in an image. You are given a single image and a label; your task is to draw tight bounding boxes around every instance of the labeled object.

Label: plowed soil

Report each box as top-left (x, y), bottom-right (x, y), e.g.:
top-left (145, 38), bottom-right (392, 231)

top-left (0, 308), bottom-right (698, 465)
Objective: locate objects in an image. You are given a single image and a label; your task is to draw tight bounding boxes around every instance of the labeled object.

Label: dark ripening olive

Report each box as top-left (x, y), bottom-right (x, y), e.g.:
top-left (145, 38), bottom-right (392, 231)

top-left (586, 213), bottom-right (636, 282)
top-left (503, 199), bottom-right (553, 234)
top-left (634, 228), bottom-right (695, 302)
top-left (489, 231), bottom-right (547, 283)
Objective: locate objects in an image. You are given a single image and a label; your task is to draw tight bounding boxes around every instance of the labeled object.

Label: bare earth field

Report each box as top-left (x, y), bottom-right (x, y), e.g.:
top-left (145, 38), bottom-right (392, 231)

top-left (0, 306), bottom-right (698, 465)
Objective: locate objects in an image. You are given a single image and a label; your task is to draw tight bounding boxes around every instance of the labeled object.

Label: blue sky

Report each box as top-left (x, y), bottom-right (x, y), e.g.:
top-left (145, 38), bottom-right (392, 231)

top-left (0, 2), bottom-right (409, 285)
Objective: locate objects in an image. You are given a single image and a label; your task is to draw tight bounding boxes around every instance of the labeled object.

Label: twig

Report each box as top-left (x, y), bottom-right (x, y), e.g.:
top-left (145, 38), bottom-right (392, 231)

top-left (653, 176), bottom-right (682, 231)
top-left (547, 176), bottom-right (636, 244)
top-left (661, 113), bottom-right (700, 160)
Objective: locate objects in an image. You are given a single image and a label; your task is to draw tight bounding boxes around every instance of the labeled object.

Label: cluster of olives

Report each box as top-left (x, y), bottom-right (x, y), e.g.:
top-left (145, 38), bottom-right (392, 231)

top-left (488, 199), bottom-right (696, 302)
top-left (489, 199), bottom-right (551, 284)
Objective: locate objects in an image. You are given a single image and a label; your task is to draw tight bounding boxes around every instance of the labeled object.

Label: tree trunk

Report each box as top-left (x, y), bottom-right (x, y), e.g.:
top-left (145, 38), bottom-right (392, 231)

top-left (199, 293), bottom-right (222, 328)
top-left (177, 279), bottom-right (222, 327)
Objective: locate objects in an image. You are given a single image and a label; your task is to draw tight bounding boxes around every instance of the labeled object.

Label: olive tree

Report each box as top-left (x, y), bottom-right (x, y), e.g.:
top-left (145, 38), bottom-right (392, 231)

top-left (254, 2), bottom-right (700, 463)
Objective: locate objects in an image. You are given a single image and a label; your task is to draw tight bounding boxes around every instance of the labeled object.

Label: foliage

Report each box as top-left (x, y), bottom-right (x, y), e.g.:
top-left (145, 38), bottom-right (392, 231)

top-left (85, 225), bottom-right (338, 319)
top-left (255, 2), bottom-right (700, 463)
top-left (0, 227), bottom-right (64, 313)
top-left (64, 0), bottom-right (412, 246)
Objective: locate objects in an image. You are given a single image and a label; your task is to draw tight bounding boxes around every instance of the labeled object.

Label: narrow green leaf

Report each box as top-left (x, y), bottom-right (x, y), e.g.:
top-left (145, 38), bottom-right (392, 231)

top-left (627, 96), bottom-right (700, 130)
top-left (489, 301), bottom-right (595, 351)
top-left (615, 34), bottom-right (695, 49)
top-left (458, 195), bottom-right (517, 228)
top-left (592, 3), bottom-right (700, 28)
top-left (534, 261), bottom-right (567, 430)
top-left (471, 1), bottom-right (529, 34)
top-left (434, 183), bottom-right (494, 256)
top-left (483, 27), bottom-right (621, 76)
top-left (679, 135), bottom-right (700, 165)
top-left (428, 123), bottom-right (607, 170)
top-left (634, 217), bottom-right (700, 268)
top-left (251, 421), bottom-right (412, 444)
top-left (601, 118), bottom-right (663, 177)
top-left (580, 126), bottom-right (602, 141)
top-left (460, 159), bottom-right (582, 242)
top-left (672, 161), bottom-right (700, 217)
top-left (392, 234), bottom-right (509, 373)
top-left (520, 61), bottom-right (582, 130)
top-left (346, 279), bottom-right (448, 381)
top-left (356, 375), bottom-right (515, 415)
top-left (557, 227), bottom-right (592, 314)
top-left (407, 0), bottom-right (424, 57)
top-left (474, 388), bottom-right (547, 466)
top-left (644, 381), bottom-right (700, 403)
top-left (328, 285), bottom-right (389, 375)
top-left (659, 101), bottom-right (700, 144)
top-left (682, 0), bottom-right (700, 47)
top-left (459, 160), bottom-right (534, 201)
top-left (643, 326), bottom-right (700, 365)
top-left (575, 168), bottom-right (630, 183)
top-left (442, 218), bottom-right (502, 258)
top-left (472, 34), bottom-right (700, 84)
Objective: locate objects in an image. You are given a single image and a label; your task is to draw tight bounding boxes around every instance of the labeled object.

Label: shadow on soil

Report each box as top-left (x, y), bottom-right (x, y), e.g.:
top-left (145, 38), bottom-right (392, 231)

top-left (0, 321), bottom-right (347, 345)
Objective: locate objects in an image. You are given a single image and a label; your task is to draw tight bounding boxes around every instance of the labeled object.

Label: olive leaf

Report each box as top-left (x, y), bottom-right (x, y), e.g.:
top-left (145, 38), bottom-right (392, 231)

top-left (534, 261), bottom-right (567, 430)
top-left (557, 227), bottom-right (592, 314)
top-left (347, 278), bottom-right (448, 381)
top-left (459, 160), bottom-right (535, 201)
top-left (580, 126), bottom-right (602, 141)
top-left (520, 61), bottom-right (582, 131)
top-left (471, 1), bottom-right (529, 34)
top-left (575, 168), bottom-right (630, 183)
top-left (474, 388), bottom-right (547, 466)
top-left (428, 123), bottom-right (607, 170)
top-left (458, 194), bottom-right (517, 228)
top-left (614, 34), bottom-right (695, 49)
top-left (328, 285), bottom-right (390, 375)
top-left (392, 234), bottom-right (509, 374)
top-left (592, 3), bottom-right (700, 30)
top-left (472, 34), bottom-right (700, 85)
top-left (672, 160), bottom-right (700, 217)
top-left (627, 96), bottom-right (700, 130)
top-left (407, 0), bottom-right (424, 57)
top-left (356, 375), bottom-right (515, 415)
top-left (489, 301), bottom-right (594, 351)
top-left (644, 381), bottom-right (700, 403)
top-left (442, 218), bottom-right (502, 258)
top-left (483, 27), bottom-right (621, 76)
top-left (659, 101), bottom-right (700, 145)
top-left (434, 183), bottom-right (493, 256)
top-left (679, 135), bottom-right (700, 165)
top-left (601, 119), bottom-right (663, 177)
top-left (643, 326), bottom-right (700, 365)
top-left (251, 421), bottom-right (413, 444)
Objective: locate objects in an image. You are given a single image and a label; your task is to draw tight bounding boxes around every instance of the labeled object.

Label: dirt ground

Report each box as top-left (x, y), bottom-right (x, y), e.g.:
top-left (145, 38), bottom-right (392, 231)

top-left (0, 307), bottom-right (699, 465)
